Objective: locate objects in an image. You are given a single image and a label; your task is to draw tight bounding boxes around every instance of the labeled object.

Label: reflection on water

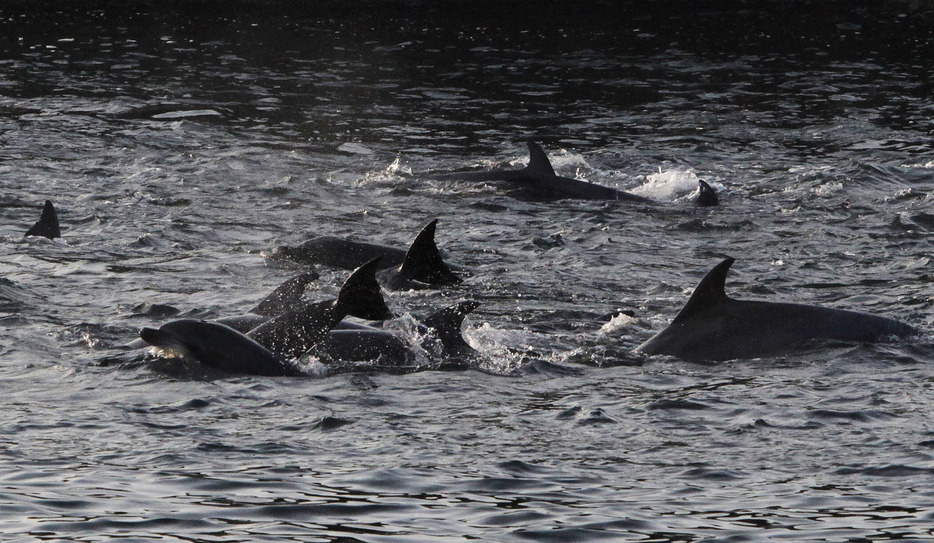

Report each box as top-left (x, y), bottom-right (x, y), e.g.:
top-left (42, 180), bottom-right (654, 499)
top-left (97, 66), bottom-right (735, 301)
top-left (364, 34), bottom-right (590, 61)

top-left (2, 1), bottom-right (934, 541)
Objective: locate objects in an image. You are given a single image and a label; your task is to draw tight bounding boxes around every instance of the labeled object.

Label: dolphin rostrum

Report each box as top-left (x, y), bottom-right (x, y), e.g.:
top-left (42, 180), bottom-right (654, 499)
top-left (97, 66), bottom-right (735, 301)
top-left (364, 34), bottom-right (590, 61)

top-left (429, 140), bottom-right (652, 202)
top-left (636, 258), bottom-right (918, 361)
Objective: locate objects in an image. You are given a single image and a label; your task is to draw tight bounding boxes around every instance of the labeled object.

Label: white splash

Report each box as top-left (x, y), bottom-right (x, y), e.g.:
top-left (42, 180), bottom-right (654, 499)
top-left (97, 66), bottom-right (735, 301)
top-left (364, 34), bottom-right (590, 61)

top-left (629, 169), bottom-right (705, 201)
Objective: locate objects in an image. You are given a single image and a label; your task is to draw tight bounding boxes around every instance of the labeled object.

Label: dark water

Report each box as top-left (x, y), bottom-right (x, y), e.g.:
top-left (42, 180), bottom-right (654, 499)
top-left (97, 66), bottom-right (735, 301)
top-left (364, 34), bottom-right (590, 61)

top-left (3, 2), bottom-right (934, 541)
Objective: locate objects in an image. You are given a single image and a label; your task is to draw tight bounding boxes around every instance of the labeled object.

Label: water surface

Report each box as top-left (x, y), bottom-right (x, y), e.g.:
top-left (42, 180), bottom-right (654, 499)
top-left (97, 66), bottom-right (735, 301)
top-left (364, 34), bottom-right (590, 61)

top-left (2, 2), bottom-right (934, 541)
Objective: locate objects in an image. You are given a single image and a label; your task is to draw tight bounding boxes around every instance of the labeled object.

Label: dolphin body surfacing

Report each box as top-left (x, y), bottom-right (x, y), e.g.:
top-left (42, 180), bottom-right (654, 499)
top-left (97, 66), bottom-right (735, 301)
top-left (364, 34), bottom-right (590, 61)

top-left (636, 258), bottom-right (918, 361)
top-left (269, 219), bottom-right (463, 290)
top-left (318, 300), bottom-right (481, 365)
top-left (140, 320), bottom-right (302, 376)
top-left (140, 259), bottom-right (391, 375)
top-left (429, 140), bottom-right (652, 202)
top-left (246, 257), bottom-right (392, 359)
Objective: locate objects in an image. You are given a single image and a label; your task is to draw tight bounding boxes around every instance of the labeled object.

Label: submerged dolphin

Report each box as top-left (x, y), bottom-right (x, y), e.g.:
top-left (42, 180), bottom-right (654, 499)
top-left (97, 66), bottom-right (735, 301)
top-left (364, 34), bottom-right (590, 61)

top-left (140, 258), bottom-right (391, 375)
top-left (269, 219), bottom-right (463, 290)
top-left (319, 300), bottom-right (481, 365)
top-left (429, 140), bottom-right (652, 202)
top-left (25, 200), bottom-right (61, 239)
top-left (636, 258), bottom-right (918, 361)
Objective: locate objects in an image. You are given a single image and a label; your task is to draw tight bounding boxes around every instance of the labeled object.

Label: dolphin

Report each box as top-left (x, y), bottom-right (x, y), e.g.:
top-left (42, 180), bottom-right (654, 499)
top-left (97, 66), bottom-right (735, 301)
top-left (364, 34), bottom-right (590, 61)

top-left (696, 180), bottom-right (719, 207)
top-left (246, 257), bottom-right (392, 359)
top-left (140, 320), bottom-right (302, 376)
top-left (125, 272), bottom-right (319, 350)
top-left (139, 259), bottom-right (391, 375)
top-left (268, 219), bottom-right (463, 289)
top-left (318, 300), bottom-right (481, 365)
top-left (247, 271), bottom-right (319, 316)
top-left (636, 258), bottom-right (918, 361)
top-left (429, 140), bottom-right (652, 202)
top-left (376, 220), bottom-right (461, 290)
top-left (25, 200), bottom-right (61, 239)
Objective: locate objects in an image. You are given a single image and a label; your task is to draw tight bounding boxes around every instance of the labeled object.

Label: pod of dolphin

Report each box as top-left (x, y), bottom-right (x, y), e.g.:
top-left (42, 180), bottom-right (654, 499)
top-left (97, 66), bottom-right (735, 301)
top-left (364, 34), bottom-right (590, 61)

top-left (23, 140), bottom-right (918, 375)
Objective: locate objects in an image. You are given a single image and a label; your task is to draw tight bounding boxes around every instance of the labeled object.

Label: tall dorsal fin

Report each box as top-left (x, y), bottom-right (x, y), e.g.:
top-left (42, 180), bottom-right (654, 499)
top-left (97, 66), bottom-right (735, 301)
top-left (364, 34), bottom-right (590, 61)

top-left (524, 139), bottom-right (556, 178)
top-left (672, 258), bottom-right (734, 323)
top-left (399, 219), bottom-right (461, 285)
top-left (249, 272), bottom-right (319, 317)
top-left (25, 200), bottom-right (61, 239)
top-left (337, 257), bottom-right (393, 320)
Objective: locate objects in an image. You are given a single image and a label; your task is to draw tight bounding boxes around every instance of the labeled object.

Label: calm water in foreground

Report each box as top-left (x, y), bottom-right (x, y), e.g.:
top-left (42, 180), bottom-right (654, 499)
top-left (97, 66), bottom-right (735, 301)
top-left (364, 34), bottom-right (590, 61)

top-left (2, 2), bottom-right (934, 541)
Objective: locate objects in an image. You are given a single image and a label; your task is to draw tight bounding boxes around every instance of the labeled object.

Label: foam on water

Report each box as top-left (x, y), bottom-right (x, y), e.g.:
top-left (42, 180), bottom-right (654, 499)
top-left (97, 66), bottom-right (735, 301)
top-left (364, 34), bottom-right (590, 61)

top-left (2, 2), bottom-right (934, 541)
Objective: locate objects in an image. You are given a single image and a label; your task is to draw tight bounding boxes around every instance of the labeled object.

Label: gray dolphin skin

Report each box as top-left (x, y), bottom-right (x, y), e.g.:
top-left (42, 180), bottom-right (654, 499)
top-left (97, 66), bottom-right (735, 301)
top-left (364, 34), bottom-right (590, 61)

top-left (140, 259), bottom-right (391, 375)
top-left (247, 257), bottom-right (392, 360)
top-left (139, 320), bottom-right (302, 377)
top-left (376, 219), bottom-right (462, 290)
top-left (317, 300), bottom-right (480, 365)
top-left (248, 271), bottom-right (318, 316)
top-left (270, 236), bottom-right (407, 271)
top-left (430, 140), bottom-right (652, 202)
top-left (25, 200), bottom-right (62, 239)
top-left (636, 258), bottom-right (918, 361)
top-left (269, 219), bottom-right (464, 289)
top-left (696, 180), bottom-right (719, 207)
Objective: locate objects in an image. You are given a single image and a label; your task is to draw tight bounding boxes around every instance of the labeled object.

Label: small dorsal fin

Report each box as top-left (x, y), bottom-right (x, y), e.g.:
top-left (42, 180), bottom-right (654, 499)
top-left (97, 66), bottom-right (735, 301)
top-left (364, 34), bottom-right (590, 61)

top-left (25, 200), bottom-right (61, 239)
top-left (399, 219), bottom-right (461, 285)
top-left (524, 140), bottom-right (556, 178)
top-left (422, 300), bottom-right (480, 351)
top-left (337, 257), bottom-right (393, 321)
top-left (249, 272), bottom-right (319, 317)
top-left (672, 258), bottom-right (734, 323)
top-left (696, 180), bottom-right (719, 207)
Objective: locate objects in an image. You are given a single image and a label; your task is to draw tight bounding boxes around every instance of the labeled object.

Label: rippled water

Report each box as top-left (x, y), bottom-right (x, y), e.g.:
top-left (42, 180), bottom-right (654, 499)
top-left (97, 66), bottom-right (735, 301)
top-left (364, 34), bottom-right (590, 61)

top-left (2, 2), bottom-right (934, 541)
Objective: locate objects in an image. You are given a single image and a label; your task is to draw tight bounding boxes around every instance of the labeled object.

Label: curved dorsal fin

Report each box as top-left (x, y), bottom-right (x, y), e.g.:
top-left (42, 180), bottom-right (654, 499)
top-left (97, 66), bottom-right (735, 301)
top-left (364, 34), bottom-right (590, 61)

top-left (337, 257), bottom-right (393, 320)
top-left (399, 219), bottom-right (461, 285)
top-left (672, 258), bottom-right (734, 323)
top-left (524, 139), bottom-right (556, 178)
top-left (25, 200), bottom-right (61, 239)
top-left (422, 300), bottom-right (480, 351)
top-left (249, 272), bottom-right (319, 317)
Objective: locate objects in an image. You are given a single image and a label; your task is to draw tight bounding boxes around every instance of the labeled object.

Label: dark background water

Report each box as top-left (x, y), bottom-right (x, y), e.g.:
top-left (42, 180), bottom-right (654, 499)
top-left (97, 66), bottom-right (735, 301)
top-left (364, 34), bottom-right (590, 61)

top-left (2, 1), bottom-right (934, 541)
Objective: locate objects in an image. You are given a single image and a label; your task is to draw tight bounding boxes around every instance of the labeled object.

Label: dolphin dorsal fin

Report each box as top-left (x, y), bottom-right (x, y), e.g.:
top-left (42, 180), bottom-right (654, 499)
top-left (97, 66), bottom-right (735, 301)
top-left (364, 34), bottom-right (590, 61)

top-left (422, 300), bottom-right (480, 350)
top-left (696, 180), bottom-right (719, 207)
top-left (524, 140), bottom-right (556, 178)
top-left (25, 200), bottom-right (61, 239)
top-left (399, 219), bottom-right (461, 285)
top-left (249, 272), bottom-right (319, 316)
top-left (337, 257), bottom-right (393, 321)
top-left (672, 258), bottom-right (734, 323)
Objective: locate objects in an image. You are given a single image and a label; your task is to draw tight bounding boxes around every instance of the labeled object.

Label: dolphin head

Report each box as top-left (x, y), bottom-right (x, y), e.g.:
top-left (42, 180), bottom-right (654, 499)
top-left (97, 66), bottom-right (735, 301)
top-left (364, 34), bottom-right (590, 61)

top-left (140, 319), bottom-right (217, 361)
top-left (141, 319), bottom-right (297, 376)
